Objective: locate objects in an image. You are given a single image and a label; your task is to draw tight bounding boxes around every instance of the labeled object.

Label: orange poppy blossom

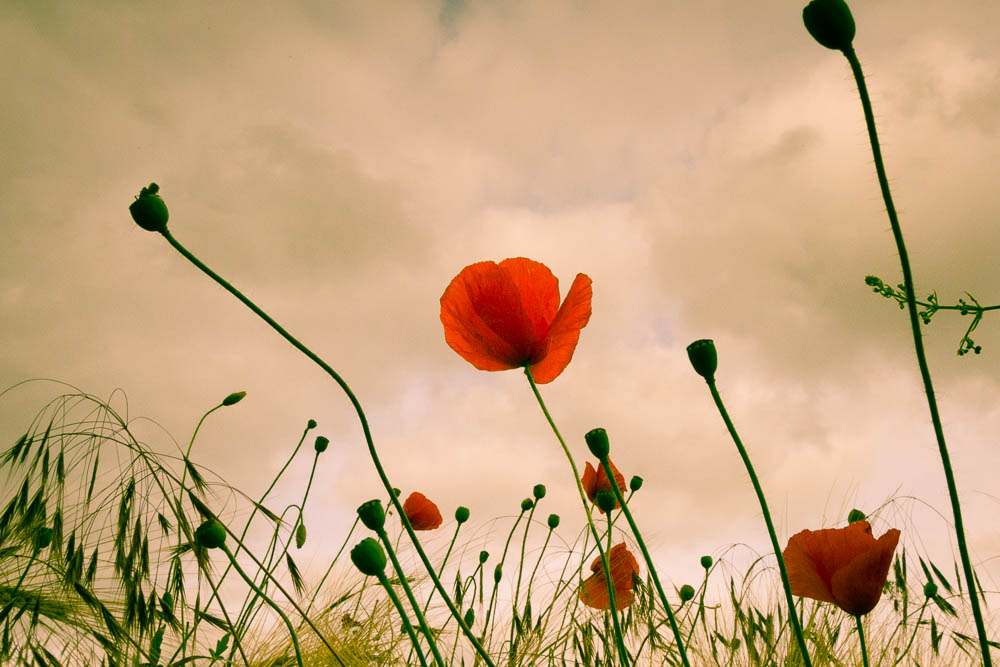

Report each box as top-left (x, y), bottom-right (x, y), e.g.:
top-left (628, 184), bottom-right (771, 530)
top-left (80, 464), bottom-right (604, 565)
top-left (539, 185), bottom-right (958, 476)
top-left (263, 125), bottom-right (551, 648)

top-left (440, 258), bottom-right (592, 384)
top-left (581, 458), bottom-right (626, 512)
top-left (782, 520), bottom-right (900, 616)
top-left (579, 542), bottom-right (641, 610)
top-left (402, 492), bottom-right (443, 531)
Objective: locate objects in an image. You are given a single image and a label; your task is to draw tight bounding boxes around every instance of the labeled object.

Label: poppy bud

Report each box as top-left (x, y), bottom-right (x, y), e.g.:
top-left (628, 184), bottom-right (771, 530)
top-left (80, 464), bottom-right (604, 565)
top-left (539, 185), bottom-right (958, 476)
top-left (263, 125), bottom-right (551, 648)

top-left (679, 584), bottom-right (695, 602)
top-left (595, 489), bottom-right (617, 514)
top-left (802, 0), bottom-right (855, 51)
top-left (493, 564), bottom-right (502, 583)
top-left (547, 513), bottom-right (560, 530)
top-left (520, 498), bottom-right (534, 512)
top-left (307, 419), bottom-right (317, 429)
top-left (533, 484), bottom-right (546, 500)
top-left (195, 520), bottom-right (227, 550)
top-left (36, 527), bottom-right (53, 550)
top-left (629, 476), bottom-right (643, 492)
top-left (479, 550), bottom-right (489, 564)
top-left (924, 581), bottom-right (938, 598)
top-left (585, 428), bottom-right (610, 460)
top-left (314, 436), bottom-right (330, 453)
top-left (464, 608), bottom-right (475, 627)
top-left (295, 522), bottom-right (307, 549)
top-left (847, 509), bottom-right (866, 524)
top-left (686, 339), bottom-right (717, 380)
top-left (455, 506), bottom-right (470, 524)
top-left (700, 555), bottom-right (713, 570)
top-left (350, 538), bottom-right (387, 577)
top-left (222, 391), bottom-right (246, 406)
top-left (357, 499), bottom-right (386, 531)
top-left (129, 182), bottom-right (169, 233)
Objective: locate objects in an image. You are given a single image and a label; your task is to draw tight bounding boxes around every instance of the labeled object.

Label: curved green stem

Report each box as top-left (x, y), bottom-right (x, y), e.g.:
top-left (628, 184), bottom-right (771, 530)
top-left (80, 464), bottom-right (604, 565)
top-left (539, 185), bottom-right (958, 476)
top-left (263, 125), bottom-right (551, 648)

top-left (159, 229), bottom-right (495, 667)
top-left (376, 571), bottom-right (429, 667)
top-left (842, 45), bottom-right (992, 667)
top-left (702, 377), bottom-right (812, 667)
top-left (855, 615), bottom-right (870, 667)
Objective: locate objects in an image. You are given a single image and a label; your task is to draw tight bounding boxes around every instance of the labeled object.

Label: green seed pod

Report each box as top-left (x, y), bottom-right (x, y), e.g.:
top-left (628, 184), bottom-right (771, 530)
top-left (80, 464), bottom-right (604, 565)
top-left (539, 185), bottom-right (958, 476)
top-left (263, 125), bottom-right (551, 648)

top-left (357, 499), bottom-right (386, 531)
top-left (584, 428), bottom-right (610, 460)
top-left (307, 419), bottom-right (317, 429)
top-left (129, 182), bottom-right (169, 233)
top-left (295, 522), bottom-right (307, 549)
top-left (314, 436), bottom-right (330, 453)
top-left (629, 475), bottom-right (644, 492)
top-left (195, 520), bottom-right (227, 550)
top-left (455, 506), bottom-right (470, 524)
top-left (595, 489), bottom-right (617, 514)
top-left (36, 527), bottom-right (53, 550)
top-left (464, 607), bottom-right (475, 627)
top-left (520, 498), bottom-right (534, 512)
top-left (350, 538), bottom-right (387, 577)
top-left (847, 509), bottom-right (866, 524)
top-left (479, 550), bottom-right (489, 564)
top-left (493, 564), bottom-right (502, 583)
top-left (547, 513), bottom-right (560, 530)
top-left (686, 339), bottom-right (718, 380)
top-left (700, 555), bottom-right (713, 570)
top-left (221, 391), bottom-right (246, 406)
top-left (802, 0), bottom-right (855, 51)
top-left (532, 484), bottom-right (546, 500)
top-left (924, 581), bottom-right (938, 598)
top-left (679, 584), bottom-right (696, 602)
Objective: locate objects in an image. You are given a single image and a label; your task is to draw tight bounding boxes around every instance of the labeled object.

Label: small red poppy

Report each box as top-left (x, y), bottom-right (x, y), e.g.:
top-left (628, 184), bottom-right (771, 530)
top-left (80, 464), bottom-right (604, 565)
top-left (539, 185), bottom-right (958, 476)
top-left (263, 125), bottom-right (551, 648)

top-left (440, 258), bottom-right (592, 384)
top-left (402, 492), bottom-right (443, 531)
top-left (782, 520), bottom-right (900, 616)
top-left (579, 542), bottom-right (640, 610)
top-left (581, 458), bottom-right (626, 512)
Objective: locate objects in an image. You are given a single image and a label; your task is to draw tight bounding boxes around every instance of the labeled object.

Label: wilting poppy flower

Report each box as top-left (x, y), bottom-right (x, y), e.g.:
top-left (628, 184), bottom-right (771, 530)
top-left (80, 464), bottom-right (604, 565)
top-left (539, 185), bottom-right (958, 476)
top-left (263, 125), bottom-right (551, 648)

top-left (579, 542), bottom-right (640, 610)
top-left (782, 520), bottom-right (900, 616)
top-left (402, 492), bottom-right (443, 531)
top-left (581, 458), bottom-right (626, 512)
top-left (440, 258), bottom-right (592, 384)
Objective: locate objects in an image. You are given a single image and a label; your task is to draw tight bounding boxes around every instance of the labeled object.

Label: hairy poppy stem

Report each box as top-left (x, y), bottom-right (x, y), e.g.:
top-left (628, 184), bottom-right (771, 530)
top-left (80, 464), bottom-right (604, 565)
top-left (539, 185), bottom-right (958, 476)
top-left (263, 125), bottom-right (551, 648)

top-left (376, 569), bottom-right (430, 667)
top-left (855, 615), bottom-right (870, 667)
top-left (841, 45), bottom-right (992, 667)
top-left (157, 230), bottom-right (496, 667)
top-left (524, 367), bottom-right (634, 667)
top-left (597, 456), bottom-right (691, 667)
top-left (700, 378), bottom-right (813, 667)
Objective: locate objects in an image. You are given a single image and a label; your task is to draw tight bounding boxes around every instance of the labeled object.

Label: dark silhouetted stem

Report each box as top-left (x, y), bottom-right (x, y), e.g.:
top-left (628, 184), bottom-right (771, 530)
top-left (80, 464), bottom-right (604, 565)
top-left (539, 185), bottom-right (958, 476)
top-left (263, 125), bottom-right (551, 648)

top-left (855, 615), bottom-right (870, 667)
top-left (843, 45), bottom-right (991, 667)
top-left (377, 571), bottom-right (430, 667)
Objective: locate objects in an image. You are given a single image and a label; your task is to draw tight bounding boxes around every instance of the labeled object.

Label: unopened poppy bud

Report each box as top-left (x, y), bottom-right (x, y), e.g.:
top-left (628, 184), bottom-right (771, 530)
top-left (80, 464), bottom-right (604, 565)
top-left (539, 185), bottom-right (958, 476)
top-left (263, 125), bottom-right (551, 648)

top-left (924, 581), bottom-right (938, 598)
top-left (700, 555), bottom-right (713, 570)
top-left (455, 506), bottom-right (470, 524)
top-left (464, 608), bottom-right (475, 627)
top-left (547, 513), bottom-right (560, 530)
top-left (295, 522), bottom-right (307, 549)
top-left (392, 488), bottom-right (401, 497)
top-left (350, 538), bottom-right (387, 577)
top-left (493, 564), bottom-right (502, 583)
top-left (222, 391), bottom-right (246, 406)
top-left (584, 428), bottom-right (610, 460)
top-left (595, 489), bottom-right (617, 514)
top-left (479, 550), bottom-right (489, 564)
top-left (307, 419), bottom-right (317, 429)
top-left (686, 339), bottom-right (718, 380)
top-left (129, 182), bottom-right (169, 233)
top-left (520, 498), bottom-right (534, 512)
top-left (36, 527), bottom-right (53, 550)
top-left (629, 476), bottom-right (643, 492)
top-left (847, 509), bottom-right (866, 524)
top-left (533, 484), bottom-right (546, 500)
top-left (679, 584), bottom-right (696, 602)
top-left (357, 499), bottom-right (386, 531)
top-left (802, 0), bottom-right (855, 51)
top-left (314, 436), bottom-right (329, 453)
top-left (195, 520), bottom-right (227, 550)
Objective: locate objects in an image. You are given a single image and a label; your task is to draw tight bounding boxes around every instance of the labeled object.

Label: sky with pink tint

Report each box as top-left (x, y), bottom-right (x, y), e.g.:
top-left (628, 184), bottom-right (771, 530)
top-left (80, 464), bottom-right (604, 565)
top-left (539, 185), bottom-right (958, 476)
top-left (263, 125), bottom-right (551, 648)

top-left (3, 0), bottom-right (1000, 622)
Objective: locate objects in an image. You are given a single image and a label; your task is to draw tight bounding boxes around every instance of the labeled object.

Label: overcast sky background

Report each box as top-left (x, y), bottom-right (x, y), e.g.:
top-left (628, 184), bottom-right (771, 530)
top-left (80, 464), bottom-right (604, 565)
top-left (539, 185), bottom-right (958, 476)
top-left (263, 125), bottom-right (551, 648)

top-left (3, 0), bottom-right (1000, 622)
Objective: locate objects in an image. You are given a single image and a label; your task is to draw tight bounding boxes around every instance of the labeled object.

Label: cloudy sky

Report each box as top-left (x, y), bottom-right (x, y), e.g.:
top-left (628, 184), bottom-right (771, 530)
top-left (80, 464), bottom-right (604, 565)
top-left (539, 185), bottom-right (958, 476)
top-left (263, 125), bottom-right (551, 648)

top-left (3, 0), bottom-right (1000, 614)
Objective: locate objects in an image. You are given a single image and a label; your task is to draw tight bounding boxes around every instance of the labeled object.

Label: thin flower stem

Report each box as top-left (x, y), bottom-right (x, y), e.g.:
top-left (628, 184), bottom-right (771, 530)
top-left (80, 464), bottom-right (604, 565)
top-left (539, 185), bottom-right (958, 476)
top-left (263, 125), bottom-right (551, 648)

top-left (159, 229), bottom-right (495, 667)
top-left (524, 367), bottom-right (632, 667)
top-left (482, 508), bottom-right (526, 649)
top-left (842, 45), bottom-right (992, 667)
top-left (377, 571), bottom-right (430, 667)
top-left (702, 378), bottom-right (813, 667)
top-left (891, 599), bottom-right (928, 666)
top-left (855, 615), bottom-right (870, 667)
top-left (305, 516), bottom-right (360, 617)
top-left (201, 566), bottom-right (253, 667)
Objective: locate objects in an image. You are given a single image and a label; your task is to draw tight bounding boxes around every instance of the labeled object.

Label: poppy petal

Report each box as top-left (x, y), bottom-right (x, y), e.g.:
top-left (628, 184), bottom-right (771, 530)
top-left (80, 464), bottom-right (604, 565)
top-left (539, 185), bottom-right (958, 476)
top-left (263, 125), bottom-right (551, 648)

top-left (498, 258), bottom-right (561, 344)
top-left (830, 528), bottom-right (900, 615)
top-left (529, 273), bottom-right (593, 384)
top-left (783, 529), bottom-right (838, 606)
top-left (581, 462), bottom-right (598, 503)
top-left (441, 261), bottom-right (536, 371)
top-left (579, 572), bottom-right (612, 610)
top-left (403, 492), bottom-right (443, 531)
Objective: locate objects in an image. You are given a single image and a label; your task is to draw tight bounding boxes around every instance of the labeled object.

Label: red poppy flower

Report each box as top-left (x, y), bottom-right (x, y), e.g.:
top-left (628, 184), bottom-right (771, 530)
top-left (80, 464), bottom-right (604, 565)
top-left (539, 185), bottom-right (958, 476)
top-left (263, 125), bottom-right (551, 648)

top-left (579, 542), bottom-right (640, 610)
top-left (402, 492), bottom-right (443, 531)
top-left (782, 520), bottom-right (900, 616)
top-left (440, 258), bottom-right (592, 384)
top-left (581, 458), bottom-right (626, 512)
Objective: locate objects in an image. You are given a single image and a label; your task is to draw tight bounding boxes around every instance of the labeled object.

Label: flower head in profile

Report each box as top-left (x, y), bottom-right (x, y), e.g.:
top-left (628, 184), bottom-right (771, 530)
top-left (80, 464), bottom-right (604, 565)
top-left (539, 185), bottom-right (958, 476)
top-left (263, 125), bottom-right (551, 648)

top-left (581, 458), bottom-right (626, 513)
top-left (782, 520), bottom-right (900, 616)
top-left (579, 542), bottom-right (640, 610)
top-left (402, 491), bottom-right (443, 531)
top-left (440, 258), bottom-right (592, 384)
